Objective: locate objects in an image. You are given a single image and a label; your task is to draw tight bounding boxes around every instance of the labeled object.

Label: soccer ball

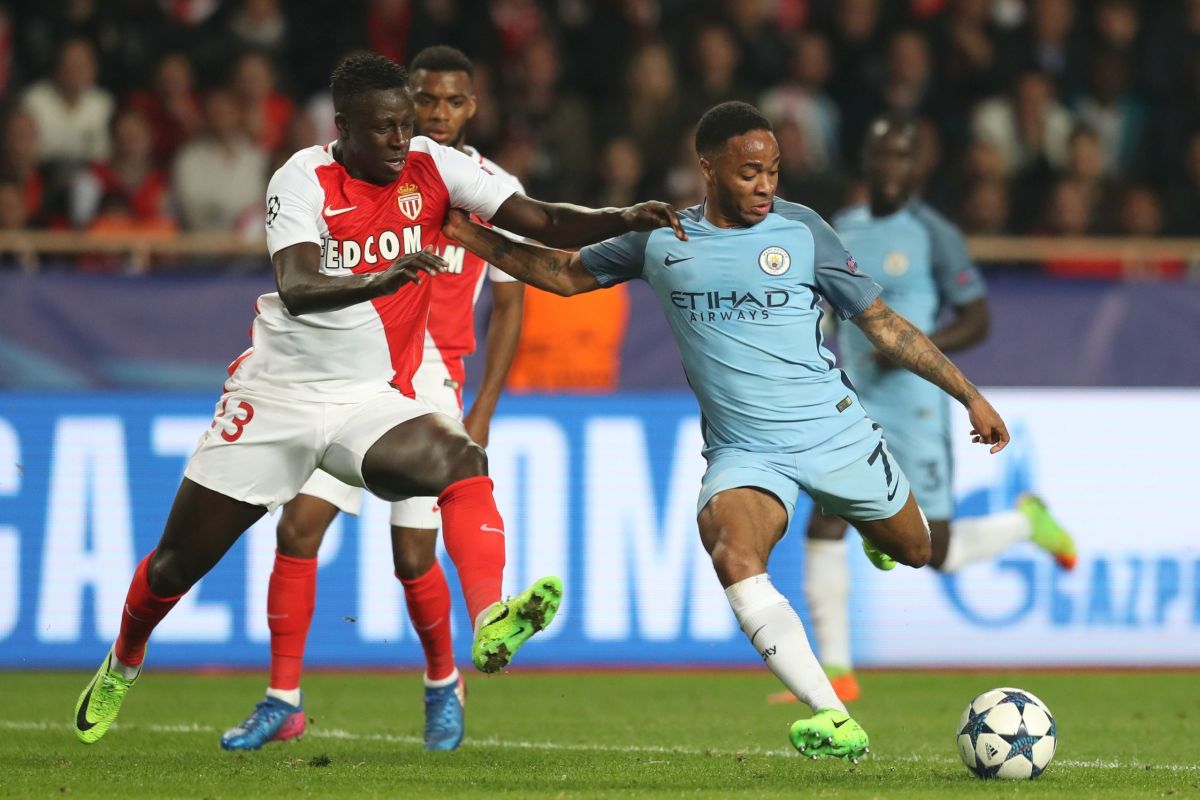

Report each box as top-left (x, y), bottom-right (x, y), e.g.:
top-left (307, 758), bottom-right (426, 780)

top-left (956, 687), bottom-right (1057, 779)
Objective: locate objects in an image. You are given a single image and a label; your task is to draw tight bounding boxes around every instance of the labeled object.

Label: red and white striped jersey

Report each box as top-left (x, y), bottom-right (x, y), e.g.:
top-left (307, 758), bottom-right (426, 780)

top-left (228, 136), bottom-right (517, 401)
top-left (423, 145), bottom-right (522, 369)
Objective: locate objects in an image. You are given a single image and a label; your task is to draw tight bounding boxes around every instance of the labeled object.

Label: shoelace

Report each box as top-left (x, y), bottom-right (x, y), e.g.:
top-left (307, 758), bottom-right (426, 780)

top-left (91, 672), bottom-right (128, 718)
top-left (241, 700), bottom-right (287, 733)
top-left (424, 690), bottom-right (460, 738)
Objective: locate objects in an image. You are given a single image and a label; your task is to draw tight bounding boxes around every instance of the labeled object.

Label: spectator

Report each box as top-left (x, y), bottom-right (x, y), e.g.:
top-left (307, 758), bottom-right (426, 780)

top-left (1167, 131), bottom-right (1200, 235)
top-left (999, 0), bottom-right (1088, 97)
top-left (502, 33), bottom-right (593, 200)
top-left (229, 50), bottom-right (295, 153)
top-left (172, 89), bottom-right (267, 234)
top-left (1073, 51), bottom-right (1145, 177)
top-left (82, 192), bottom-right (179, 273)
top-left (1042, 178), bottom-right (1095, 236)
top-left (126, 52), bottom-right (203, 167)
top-left (774, 118), bottom-right (849, 219)
top-left (880, 29), bottom-right (935, 118)
top-left (721, 0), bottom-right (786, 88)
top-left (760, 31), bottom-right (841, 170)
top-left (680, 24), bottom-right (753, 125)
top-left (21, 37), bottom-right (114, 165)
top-left (934, 0), bottom-right (1003, 109)
top-left (608, 42), bottom-right (684, 187)
top-left (0, 179), bottom-right (37, 270)
top-left (228, 0), bottom-right (287, 53)
top-left (70, 109), bottom-right (170, 229)
top-left (971, 69), bottom-right (1072, 176)
top-left (1117, 185), bottom-right (1164, 238)
top-left (827, 0), bottom-right (886, 157)
top-left (959, 177), bottom-right (1011, 234)
top-left (663, 126), bottom-right (705, 209)
top-left (593, 137), bottom-right (646, 209)
top-left (0, 110), bottom-right (49, 226)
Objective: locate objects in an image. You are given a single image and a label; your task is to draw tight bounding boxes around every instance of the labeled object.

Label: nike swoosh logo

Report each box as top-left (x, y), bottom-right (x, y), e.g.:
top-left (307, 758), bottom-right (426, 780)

top-left (480, 524), bottom-right (504, 534)
top-left (663, 254), bottom-right (693, 267)
top-left (887, 483), bottom-right (899, 501)
top-left (76, 660), bottom-right (105, 731)
top-left (832, 717), bottom-right (848, 729)
top-left (266, 613), bottom-right (288, 620)
top-left (324, 205), bottom-right (357, 217)
top-left (485, 606), bottom-right (511, 626)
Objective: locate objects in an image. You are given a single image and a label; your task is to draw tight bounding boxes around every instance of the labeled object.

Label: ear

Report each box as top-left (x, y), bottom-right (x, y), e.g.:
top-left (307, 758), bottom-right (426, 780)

top-left (334, 111), bottom-right (348, 138)
top-left (698, 155), bottom-right (713, 183)
top-left (466, 94), bottom-right (478, 121)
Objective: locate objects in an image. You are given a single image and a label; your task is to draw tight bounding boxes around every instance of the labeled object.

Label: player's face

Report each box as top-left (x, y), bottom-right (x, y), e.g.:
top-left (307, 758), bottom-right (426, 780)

top-left (864, 126), bottom-right (918, 213)
top-left (335, 88), bottom-right (417, 185)
top-left (700, 130), bottom-right (780, 227)
top-left (410, 69), bottom-right (476, 148)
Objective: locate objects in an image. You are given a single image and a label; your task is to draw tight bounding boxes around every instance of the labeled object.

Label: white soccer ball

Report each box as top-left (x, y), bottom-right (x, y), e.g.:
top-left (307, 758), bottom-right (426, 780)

top-left (956, 687), bottom-right (1057, 779)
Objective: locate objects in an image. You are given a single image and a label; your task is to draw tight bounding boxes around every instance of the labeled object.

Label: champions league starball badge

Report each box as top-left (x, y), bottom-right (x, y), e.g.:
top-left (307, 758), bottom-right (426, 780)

top-left (758, 246), bottom-right (791, 276)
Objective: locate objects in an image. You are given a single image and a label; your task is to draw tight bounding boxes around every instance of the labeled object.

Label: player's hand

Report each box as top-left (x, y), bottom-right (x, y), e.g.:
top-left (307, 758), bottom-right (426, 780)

top-left (966, 395), bottom-right (1009, 454)
top-left (379, 246), bottom-right (446, 293)
top-left (442, 208), bottom-right (471, 240)
top-left (620, 201), bottom-right (687, 241)
top-left (463, 407), bottom-right (490, 447)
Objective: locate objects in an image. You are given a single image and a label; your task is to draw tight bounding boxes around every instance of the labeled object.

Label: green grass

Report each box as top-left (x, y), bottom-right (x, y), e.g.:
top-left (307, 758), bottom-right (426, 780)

top-left (2, 669), bottom-right (1197, 798)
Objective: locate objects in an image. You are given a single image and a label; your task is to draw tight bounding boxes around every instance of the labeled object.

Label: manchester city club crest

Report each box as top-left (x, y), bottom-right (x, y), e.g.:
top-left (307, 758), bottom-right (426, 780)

top-left (884, 250), bottom-right (911, 276)
top-left (397, 182), bottom-right (423, 220)
top-left (758, 246), bottom-right (791, 276)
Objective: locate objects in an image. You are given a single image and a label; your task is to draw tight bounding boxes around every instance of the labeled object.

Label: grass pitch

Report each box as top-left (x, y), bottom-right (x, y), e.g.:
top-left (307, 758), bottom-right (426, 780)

top-left (1, 669), bottom-right (1196, 798)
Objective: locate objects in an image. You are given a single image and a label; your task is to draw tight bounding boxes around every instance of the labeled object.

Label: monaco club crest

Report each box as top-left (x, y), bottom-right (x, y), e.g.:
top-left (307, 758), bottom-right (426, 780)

top-left (397, 183), bottom-right (423, 220)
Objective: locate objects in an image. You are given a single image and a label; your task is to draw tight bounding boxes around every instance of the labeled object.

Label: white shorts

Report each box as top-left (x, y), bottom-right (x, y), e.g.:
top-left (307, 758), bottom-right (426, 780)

top-left (294, 352), bottom-right (465, 528)
top-left (184, 386), bottom-right (436, 512)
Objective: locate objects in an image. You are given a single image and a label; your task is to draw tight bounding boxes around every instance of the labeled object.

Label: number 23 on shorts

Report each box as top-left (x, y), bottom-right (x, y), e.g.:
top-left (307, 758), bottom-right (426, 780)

top-left (214, 399), bottom-right (256, 443)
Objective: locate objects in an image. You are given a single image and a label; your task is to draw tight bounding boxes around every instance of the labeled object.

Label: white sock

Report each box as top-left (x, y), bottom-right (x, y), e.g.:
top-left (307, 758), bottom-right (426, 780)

top-left (109, 652), bottom-right (141, 681)
top-left (725, 574), bottom-right (846, 714)
top-left (266, 687), bottom-right (301, 707)
top-left (805, 539), bottom-right (852, 671)
top-left (938, 511), bottom-right (1033, 573)
top-left (424, 668), bottom-right (459, 689)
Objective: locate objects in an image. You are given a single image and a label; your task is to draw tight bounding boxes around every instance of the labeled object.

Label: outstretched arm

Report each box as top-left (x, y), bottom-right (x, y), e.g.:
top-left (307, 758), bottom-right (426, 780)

top-left (872, 297), bottom-right (989, 369)
top-left (851, 297), bottom-right (1009, 452)
top-left (489, 194), bottom-right (686, 249)
top-left (443, 211), bottom-right (601, 297)
top-left (273, 242), bottom-right (446, 316)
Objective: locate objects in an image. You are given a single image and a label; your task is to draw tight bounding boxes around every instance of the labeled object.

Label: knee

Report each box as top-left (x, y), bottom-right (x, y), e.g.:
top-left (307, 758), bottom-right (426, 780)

top-left (710, 538), bottom-right (766, 586)
top-left (897, 533), bottom-right (932, 569)
top-left (440, 437), bottom-right (487, 487)
top-left (276, 515), bottom-right (324, 559)
top-left (393, 537), bottom-right (437, 580)
top-left (146, 549), bottom-right (192, 597)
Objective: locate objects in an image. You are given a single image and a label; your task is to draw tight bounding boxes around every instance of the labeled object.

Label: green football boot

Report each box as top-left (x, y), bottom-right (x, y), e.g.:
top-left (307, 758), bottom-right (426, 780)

top-left (859, 536), bottom-right (897, 571)
top-left (472, 576), bottom-right (563, 673)
top-left (789, 708), bottom-right (870, 761)
top-left (1018, 494), bottom-right (1077, 570)
top-left (74, 650), bottom-right (139, 744)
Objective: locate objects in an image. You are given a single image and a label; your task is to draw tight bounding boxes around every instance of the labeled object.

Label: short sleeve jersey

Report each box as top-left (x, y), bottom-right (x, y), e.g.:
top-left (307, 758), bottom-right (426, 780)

top-left (580, 198), bottom-right (881, 455)
top-left (231, 136), bottom-right (518, 401)
top-left (422, 145), bottom-right (523, 369)
top-left (833, 200), bottom-right (986, 405)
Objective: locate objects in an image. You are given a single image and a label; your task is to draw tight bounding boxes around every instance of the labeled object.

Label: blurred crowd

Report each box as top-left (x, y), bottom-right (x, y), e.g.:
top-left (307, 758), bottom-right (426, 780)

top-left (3, 0), bottom-right (1200, 251)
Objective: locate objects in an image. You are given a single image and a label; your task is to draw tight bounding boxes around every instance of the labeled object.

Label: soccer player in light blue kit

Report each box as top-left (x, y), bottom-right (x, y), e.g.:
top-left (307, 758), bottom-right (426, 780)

top-left (441, 102), bottom-right (1011, 760)
top-left (798, 115), bottom-right (1078, 705)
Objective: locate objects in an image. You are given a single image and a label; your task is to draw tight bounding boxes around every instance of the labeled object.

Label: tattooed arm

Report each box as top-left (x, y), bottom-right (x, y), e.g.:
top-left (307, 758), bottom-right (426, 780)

top-left (442, 210), bottom-right (602, 296)
top-left (851, 297), bottom-right (1010, 452)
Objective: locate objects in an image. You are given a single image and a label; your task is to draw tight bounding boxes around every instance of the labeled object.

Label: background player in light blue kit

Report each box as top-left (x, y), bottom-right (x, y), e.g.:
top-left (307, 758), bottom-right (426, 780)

top-left (440, 102), bottom-right (1011, 761)
top-left (795, 115), bottom-right (1079, 706)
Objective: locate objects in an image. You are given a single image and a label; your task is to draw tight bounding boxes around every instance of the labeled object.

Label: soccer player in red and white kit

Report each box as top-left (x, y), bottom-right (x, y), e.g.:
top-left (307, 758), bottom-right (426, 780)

top-left (220, 47), bottom-right (526, 753)
top-left (74, 52), bottom-right (686, 745)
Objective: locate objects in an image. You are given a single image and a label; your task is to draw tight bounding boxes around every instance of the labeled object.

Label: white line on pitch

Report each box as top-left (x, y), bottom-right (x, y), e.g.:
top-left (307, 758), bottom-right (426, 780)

top-left (2, 720), bottom-right (1195, 773)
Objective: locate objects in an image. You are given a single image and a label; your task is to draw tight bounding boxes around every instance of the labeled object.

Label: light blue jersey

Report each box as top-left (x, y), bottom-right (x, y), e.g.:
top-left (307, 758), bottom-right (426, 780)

top-left (832, 200), bottom-right (986, 518)
top-left (581, 199), bottom-right (911, 524)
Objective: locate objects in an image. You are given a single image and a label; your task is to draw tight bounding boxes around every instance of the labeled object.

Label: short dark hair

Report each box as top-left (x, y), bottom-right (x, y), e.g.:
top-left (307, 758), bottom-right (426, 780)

top-left (330, 52), bottom-right (408, 112)
top-left (410, 45), bottom-right (474, 78)
top-left (694, 101), bottom-right (772, 157)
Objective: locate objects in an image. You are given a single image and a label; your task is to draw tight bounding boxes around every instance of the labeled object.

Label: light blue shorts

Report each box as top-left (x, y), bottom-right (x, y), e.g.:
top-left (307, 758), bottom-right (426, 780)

top-left (697, 416), bottom-right (911, 526)
top-left (863, 394), bottom-right (953, 520)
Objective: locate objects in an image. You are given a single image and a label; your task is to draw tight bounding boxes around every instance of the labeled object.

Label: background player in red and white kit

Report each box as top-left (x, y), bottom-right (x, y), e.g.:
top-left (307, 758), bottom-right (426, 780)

top-left (73, 52), bottom-right (686, 746)
top-left (220, 47), bottom-right (526, 753)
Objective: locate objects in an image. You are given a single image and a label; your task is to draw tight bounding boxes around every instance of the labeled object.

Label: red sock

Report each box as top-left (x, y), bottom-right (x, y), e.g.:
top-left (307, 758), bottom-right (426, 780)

top-left (267, 551), bottom-right (318, 691)
top-left (399, 561), bottom-right (455, 681)
top-left (114, 551), bottom-right (182, 667)
top-left (439, 476), bottom-right (506, 624)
